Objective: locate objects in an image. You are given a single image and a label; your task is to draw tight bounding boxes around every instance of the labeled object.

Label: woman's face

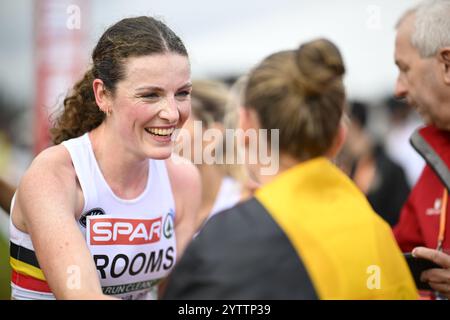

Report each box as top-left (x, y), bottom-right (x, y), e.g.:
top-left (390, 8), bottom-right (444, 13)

top-left (109, 53), bottom-right (191, 160)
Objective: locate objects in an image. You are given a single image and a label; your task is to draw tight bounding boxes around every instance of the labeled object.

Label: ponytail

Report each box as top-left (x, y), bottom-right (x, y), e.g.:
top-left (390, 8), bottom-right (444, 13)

top-left (51, 69), bottom-right (104, 145)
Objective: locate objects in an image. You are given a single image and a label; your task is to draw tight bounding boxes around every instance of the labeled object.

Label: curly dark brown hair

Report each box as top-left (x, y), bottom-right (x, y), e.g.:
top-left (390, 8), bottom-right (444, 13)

top-left (51, 16), bottom-right (188, 145)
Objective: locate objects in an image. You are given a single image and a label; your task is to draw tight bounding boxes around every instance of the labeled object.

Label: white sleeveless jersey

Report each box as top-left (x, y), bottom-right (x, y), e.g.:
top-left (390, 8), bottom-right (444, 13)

top-left (10, 133), bottom-right (177, 300)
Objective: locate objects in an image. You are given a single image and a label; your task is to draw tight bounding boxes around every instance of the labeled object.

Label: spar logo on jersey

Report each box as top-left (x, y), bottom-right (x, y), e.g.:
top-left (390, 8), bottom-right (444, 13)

top-left (79, 208), bottom-right (106, 228)
top-left (163, 209), bottom-right (175, 239)
top-left (88, 217), bottom-right (162, 245)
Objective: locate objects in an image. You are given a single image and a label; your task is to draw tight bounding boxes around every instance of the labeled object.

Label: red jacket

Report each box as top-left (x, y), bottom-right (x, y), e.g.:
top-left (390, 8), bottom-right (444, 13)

top-left (393, 125), bottom-right (450, 252)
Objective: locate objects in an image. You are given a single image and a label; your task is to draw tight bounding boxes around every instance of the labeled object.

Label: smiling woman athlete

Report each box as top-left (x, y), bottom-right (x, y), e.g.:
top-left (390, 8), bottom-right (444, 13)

top-left (9, 16), bottom-right (200, 300)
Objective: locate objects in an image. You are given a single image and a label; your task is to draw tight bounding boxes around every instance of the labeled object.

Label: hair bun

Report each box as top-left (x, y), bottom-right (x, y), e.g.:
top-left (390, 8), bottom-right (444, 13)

top-left (293, 38), bottom-right (345, 97)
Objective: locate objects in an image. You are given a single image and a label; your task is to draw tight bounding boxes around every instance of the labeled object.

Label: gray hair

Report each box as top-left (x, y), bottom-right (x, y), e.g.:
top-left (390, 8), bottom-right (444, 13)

top-left (397, 0), bottom-right (450, 57)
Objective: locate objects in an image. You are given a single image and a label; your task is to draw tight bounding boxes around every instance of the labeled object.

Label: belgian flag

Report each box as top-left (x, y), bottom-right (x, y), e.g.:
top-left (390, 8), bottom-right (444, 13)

top-left (164, 158), bottom-right (418, 299)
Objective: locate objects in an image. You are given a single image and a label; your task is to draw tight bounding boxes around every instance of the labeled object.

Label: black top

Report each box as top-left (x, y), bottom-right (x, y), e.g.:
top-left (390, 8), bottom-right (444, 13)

top-left (163, 198), bottom-right (318, 300)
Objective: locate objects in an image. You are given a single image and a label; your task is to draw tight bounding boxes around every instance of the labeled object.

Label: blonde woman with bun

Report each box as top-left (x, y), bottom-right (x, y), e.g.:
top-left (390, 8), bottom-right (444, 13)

top-left (181, 79), bottom-right (255, 232)
top-left (164, 39), bottom-right (418, 300)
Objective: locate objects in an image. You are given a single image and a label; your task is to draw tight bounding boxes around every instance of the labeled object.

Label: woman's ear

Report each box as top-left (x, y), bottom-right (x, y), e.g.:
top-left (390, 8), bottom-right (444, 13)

top-left (238, 107), bottom-right (260, 147)
top-left (238, 107), bottom-right (260, 131)
top-left (326, 117), bottom-right (348, 160)
top-left (238, 107), bottom-right (250, 132)
top-left (93, 79), bottom-right (112, 113)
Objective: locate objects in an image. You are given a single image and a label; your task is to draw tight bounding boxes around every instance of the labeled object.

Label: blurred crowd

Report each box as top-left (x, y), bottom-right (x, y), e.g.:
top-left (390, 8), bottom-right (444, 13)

top-left (0, 79), bottom-right (425, 299)
top-left (2, 0), bottom-right (450, 301)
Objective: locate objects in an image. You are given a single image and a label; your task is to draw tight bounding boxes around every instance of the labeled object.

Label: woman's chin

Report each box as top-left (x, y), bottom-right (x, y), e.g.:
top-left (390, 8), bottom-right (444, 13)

top-left (145, 147), bottom-right (173, 160)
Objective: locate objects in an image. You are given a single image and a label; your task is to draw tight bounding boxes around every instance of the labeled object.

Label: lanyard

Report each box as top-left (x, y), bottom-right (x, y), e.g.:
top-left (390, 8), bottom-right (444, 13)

top-left (437, 188), bottom-right (448, 251)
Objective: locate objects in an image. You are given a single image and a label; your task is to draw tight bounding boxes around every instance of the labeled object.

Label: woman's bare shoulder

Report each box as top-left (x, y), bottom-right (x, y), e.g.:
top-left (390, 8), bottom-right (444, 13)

top-left (12, 144), bottom-right (79, 231)
top-left (17, 145), bottom-right (77, 208)
top-left (26, 144), bottom-right (74, 176)
top-left (165, 154), bottom-right (201, 194)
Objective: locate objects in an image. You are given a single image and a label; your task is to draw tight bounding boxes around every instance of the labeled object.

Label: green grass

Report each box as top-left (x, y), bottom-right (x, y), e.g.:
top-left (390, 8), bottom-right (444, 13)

top-left (0, 235), bottom-right (11, 299)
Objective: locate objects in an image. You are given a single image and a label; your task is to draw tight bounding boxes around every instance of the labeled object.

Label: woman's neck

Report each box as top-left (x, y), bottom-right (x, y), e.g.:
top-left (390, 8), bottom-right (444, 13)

top-left (252, 153), bottom-right (301, 186)
top-left (89, 124), bottom-right (149, 199)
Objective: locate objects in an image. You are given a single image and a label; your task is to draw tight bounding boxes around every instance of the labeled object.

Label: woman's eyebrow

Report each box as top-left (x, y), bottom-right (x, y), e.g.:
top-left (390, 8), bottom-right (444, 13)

top-left (135, 85), bottom-right (164, 92)
top-left (135, 82), bottom-right (192, 92)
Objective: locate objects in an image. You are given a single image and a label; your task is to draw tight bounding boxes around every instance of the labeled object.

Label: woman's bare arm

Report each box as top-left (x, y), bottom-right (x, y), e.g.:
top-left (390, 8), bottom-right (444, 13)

top-left (166, 155), bottom-right (201, 259)
top-left (14, 146), bottom-right (116, 299)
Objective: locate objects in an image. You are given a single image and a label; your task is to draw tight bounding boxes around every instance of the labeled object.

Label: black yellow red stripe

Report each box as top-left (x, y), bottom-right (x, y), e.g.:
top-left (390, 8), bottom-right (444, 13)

top-left (11, 269), bottom-right (51, 293)
top-left (10, 242), bottom-right (41, 268)
top-left (10, 257), bottom-right (46, 281)
top-left (10, 242), bottom-right (47, 283)
top-left (164, 197), bottom-right (319, 299)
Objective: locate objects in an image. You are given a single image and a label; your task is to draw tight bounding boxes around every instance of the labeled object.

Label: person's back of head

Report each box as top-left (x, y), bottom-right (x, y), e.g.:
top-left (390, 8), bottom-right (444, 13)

top-left (189, 79), bottom-right (252, 184)
top-left (244, 38), bottom-right (346, 162)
